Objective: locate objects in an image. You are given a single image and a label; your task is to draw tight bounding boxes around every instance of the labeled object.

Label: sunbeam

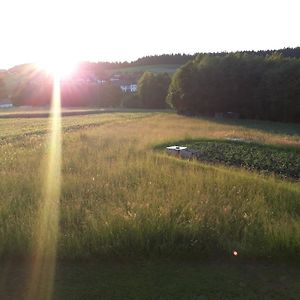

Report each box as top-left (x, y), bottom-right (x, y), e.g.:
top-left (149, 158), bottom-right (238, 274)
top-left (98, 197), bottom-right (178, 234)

top-left (25, 75), bottom-right (62, 300)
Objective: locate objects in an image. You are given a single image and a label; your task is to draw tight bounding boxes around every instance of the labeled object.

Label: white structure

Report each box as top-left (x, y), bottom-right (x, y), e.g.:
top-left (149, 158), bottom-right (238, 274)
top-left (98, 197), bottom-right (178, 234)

top-left (96, 79), bottom-right (107, 84)
top-left (166, 146), bottom-right (187, 155)
top-left (166, 146), bottom-right (198, 159)
top-left (0, 100), bottom-right (13, 108)
top-left (120, 84), bottom-right (137, 93)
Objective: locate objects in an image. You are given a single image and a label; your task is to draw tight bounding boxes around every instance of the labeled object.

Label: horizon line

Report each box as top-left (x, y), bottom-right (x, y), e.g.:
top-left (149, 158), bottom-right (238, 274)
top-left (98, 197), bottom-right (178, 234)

top-left (1, 45), bottom-right (300, 70)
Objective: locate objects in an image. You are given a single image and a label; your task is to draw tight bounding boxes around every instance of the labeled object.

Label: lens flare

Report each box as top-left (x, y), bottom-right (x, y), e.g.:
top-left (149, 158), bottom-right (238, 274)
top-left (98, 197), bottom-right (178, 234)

top-left (26, 75), bottom-right (61, 300)
top-left (38, 58), bottom-right (77, 79)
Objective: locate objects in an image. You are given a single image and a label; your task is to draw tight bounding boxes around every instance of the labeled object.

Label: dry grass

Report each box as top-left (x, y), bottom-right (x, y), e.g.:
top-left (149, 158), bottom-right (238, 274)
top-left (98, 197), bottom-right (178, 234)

top-left (0, 112), bottom-right (299, 259)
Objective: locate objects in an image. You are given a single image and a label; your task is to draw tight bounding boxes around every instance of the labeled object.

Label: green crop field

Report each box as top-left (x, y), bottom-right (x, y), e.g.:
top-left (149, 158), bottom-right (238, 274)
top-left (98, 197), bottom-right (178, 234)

top-left (0, 110), bottom-right (300, 299)
top-left (156, 138), bottom-right (300, 179)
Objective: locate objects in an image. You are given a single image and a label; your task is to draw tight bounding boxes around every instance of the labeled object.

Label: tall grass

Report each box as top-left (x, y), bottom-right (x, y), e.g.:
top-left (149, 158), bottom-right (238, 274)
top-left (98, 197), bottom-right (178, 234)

top-left (0, 113), bottom-right (299, 259)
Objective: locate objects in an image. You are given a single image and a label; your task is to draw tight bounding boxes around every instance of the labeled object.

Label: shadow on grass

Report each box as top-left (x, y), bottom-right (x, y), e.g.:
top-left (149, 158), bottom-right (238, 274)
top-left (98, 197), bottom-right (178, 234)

top-left (203, 116), bottom-right (300, 137)
top-left (1, 259), bottom-right (300, 300)
top-left (0, 108), bottom-right (174, 119)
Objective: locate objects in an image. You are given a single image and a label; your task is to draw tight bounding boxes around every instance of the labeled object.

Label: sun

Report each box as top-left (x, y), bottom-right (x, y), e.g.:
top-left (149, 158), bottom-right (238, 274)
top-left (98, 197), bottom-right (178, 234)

top-left (37, 57), bottom-right (77, 79)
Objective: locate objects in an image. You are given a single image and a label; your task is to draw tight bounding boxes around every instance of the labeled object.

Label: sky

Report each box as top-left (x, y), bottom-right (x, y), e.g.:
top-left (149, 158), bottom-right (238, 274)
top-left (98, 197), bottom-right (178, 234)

top-left (0, 0), bottom-right (299, 69)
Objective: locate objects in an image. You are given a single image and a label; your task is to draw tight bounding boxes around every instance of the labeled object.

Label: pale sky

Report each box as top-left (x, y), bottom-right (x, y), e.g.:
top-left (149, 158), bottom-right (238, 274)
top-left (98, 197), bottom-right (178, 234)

top-left (0, 0), bottom-right (299, 69)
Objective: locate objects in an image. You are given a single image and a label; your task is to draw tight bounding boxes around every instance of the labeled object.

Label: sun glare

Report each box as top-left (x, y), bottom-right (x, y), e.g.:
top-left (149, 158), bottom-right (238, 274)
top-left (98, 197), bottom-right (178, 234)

top-left (26, 77), bottom-right (62, 300)
top-left (38, 58), bottom-right (77, 79)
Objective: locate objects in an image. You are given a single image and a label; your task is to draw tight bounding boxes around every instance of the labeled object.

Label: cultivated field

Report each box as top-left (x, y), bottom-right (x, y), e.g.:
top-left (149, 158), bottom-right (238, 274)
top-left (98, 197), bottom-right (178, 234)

top-left (1, 111), bottom-right (300, 299)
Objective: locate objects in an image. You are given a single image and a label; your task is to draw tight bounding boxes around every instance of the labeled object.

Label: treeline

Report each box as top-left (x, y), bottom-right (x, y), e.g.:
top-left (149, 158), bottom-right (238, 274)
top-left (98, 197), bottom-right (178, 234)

top-left (79, 54), bottom-right (196, 71)
top-left (132, 54), bottom-right (196, 66)
top-left (4, 47), bottom-right (300, 123)
top-left (123, 72), bottom-right (170, 109)
top-left (9, 71), bottom-right (171, 109)
top-left (194, 47), bottom-right (300, 60)
top-left (239, 47), bottom-right (300, 59)
top-left (5, 63), bottom-right (172, 109)
top-left (64, 54), bottom-right (194, 78)
top-left (167, 53), bottom-right (300, 123)
top-left (7, 47), bottom-right (300, 76)
top-left (95, 47), bottom-right (300, 69)
top-left (55, 47), bottom-right (300, 72)
top-left (11, 80), bottom-right (123, 108)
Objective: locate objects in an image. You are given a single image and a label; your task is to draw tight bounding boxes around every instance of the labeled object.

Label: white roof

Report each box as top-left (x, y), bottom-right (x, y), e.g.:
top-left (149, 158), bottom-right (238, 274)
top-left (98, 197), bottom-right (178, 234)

top-left (166, 146), bottom-right (187, 151)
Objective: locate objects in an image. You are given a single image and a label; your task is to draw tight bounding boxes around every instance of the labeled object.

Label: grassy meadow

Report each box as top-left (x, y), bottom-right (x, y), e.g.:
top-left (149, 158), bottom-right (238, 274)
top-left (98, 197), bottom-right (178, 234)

top-left (110, 64), bottom-right (181, 75)
top-left (1, 111), bottom-right (300, 260)
top-left (1, 110), bottom-right (300, 299)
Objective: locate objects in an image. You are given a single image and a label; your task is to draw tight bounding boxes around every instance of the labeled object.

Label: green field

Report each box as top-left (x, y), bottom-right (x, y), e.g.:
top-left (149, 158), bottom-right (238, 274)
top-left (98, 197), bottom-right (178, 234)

top-left (1, 111), bottom-right (300, 299)
top-left (110, 64), bottom-right (181, 75)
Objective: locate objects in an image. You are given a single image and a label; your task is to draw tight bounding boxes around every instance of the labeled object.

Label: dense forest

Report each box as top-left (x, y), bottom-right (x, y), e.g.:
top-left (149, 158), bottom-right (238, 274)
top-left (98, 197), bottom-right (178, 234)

top-left (168, 53), bottom-right (300, 123)
top-left (93, 47), bottom-right (300, 69)
top-left (130, 47), bottom-right (300, 66)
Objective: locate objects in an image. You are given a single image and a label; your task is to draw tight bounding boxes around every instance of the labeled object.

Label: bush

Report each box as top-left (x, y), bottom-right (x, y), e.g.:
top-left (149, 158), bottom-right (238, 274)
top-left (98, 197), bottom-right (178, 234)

top-left (98, 84), bottom-right (123, 107)
top-left (122, 93), bottom-right (142, 108)
top-left (138, 72), bottom-right (171, 108)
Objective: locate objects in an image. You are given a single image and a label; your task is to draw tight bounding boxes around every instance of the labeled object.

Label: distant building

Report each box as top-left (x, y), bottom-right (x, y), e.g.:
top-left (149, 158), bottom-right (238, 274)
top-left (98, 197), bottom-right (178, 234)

top-left (96, 79), bottom-right (107, 84)
top-left (120, 84), bottom-right (137, 93)
top-left (0, 99), bottom-right (13, 108)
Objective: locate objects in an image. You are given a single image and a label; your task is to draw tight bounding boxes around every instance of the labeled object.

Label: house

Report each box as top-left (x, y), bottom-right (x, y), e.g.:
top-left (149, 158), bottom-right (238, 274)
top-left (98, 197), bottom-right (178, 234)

top-left (0, 99), bottom-right (13, 108)
top-left (120, 84), bottom-right (137, 93)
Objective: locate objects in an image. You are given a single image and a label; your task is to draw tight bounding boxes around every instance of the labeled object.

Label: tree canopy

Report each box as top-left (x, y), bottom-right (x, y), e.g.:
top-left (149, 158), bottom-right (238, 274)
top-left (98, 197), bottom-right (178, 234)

top-left (138, 72), bottom-right (171, 109)
top-left (168, 54), bottom-right (300, 123)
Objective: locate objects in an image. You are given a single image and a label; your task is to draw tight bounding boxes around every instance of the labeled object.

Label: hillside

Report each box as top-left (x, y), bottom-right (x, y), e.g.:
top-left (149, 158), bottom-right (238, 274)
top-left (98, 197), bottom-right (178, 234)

top-left (109, 64), bottom-right (181, 75)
